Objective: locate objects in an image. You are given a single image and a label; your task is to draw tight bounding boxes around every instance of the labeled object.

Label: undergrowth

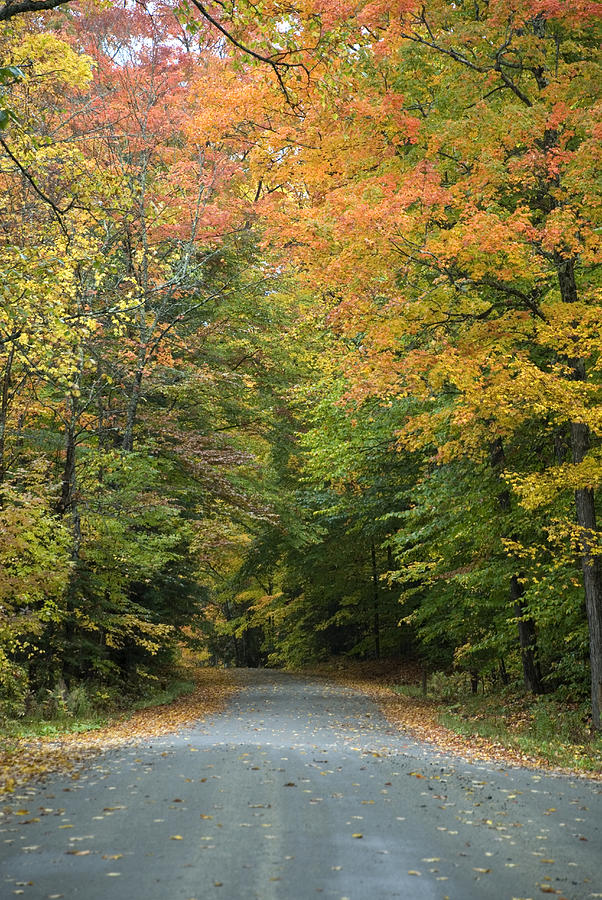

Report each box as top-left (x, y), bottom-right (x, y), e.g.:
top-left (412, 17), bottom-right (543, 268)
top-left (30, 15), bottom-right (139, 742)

top-left (0, 675), bottom-right (196, 743)
top-left (395, 675), bottom-right (602, 775)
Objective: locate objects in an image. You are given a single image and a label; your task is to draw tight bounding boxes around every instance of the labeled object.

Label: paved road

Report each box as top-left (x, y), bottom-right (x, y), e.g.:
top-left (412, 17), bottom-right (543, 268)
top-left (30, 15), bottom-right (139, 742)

top-left (1, 671), bottom-right (601, 900)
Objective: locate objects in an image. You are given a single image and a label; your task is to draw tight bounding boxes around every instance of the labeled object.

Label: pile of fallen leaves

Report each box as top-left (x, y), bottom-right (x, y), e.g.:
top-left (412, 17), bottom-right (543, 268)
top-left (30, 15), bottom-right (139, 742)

top-left (300, 659), bottom-right (602, 778)
top-left (0, 667), bottom-right (236, 797)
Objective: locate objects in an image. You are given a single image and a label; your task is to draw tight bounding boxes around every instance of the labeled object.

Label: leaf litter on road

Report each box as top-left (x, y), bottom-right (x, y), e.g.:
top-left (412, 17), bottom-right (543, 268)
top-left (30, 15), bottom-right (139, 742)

top-left (0, 668), bottom-right (236, 797)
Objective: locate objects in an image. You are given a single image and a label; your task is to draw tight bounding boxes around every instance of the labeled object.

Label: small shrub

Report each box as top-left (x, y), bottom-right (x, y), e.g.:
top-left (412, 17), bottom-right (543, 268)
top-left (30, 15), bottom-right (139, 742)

top-left (428, 670), bottom-right (470, 702)
top-left (0, 658), bottom-right (29, 719)
top-left (44, 680), bottom-right (69, 717)
top-left (66, 684), bottom-right (93, 718)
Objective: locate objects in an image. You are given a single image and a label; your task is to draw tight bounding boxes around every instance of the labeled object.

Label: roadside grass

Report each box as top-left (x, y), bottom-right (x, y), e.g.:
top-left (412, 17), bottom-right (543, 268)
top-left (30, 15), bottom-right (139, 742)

top-left (393, 680), bottom-right (602, 776)
top-left (434, 691), bottom-right (602, 775)
top-left (0, 667), bottom-right (234, 796)
top-left (0, 676), bottom-right (196, 744)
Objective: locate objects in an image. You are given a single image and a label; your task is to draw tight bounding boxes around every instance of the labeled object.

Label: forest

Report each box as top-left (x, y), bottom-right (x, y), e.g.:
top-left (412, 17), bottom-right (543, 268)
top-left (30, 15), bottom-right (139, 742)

top-left (0, 0), bottom-right (601, 737)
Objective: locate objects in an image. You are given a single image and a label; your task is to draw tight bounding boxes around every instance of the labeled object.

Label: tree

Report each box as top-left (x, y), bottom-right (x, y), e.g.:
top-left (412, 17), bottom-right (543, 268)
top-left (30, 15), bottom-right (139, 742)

top-left (195, 0), bottom-right (602, 721)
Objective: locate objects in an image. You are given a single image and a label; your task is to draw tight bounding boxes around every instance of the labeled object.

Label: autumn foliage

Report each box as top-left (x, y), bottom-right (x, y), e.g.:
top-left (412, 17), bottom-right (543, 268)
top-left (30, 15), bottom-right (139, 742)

top-left (1, 0), bottom-right (602, 731)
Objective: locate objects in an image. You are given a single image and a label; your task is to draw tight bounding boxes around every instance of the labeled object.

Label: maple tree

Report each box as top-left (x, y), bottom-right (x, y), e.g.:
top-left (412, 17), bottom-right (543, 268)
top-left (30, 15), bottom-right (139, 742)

top-left (0, 0), bottom-right (601, 739)
top-left (185, 0), bottom-right (602, 723)
top-left (0, 1), bottom-right (292, 709)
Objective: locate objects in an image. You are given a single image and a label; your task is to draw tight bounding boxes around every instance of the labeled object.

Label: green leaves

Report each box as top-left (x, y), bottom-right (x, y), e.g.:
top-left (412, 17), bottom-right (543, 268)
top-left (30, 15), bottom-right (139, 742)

top-left (0, 65), bottom-right (24, 85)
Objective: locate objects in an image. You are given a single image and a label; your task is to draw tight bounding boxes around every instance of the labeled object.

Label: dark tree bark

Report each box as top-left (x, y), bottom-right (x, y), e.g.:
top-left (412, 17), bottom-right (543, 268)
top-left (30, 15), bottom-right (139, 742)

top-left (57, 421), bottom-right (76, 518)
top-left (570, 417), bottom-right (602, 729)
top-left (0, 345), bottom-right (14, 485)
top-left (556, 257), bottom-right (602, 730)
top-left (490, 438), bottom-right (544, 693)
top-left (511, 574), bottom-right (543, 694)
top-left (370, 541), bottom-right (381, 659)
top-left (0, 0), bottom-right (71, 21)
top-left (498, 657), bottom-right (510, 685)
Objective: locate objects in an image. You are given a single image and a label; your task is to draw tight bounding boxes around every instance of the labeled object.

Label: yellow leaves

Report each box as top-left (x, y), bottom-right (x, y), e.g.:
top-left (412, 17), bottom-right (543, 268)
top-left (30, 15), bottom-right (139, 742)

top-left (508, 452), bottom-right (602, 511)
top-left (538, 294), bottom-right (602, 362)
top-left (16, 34), bottom-right (94, 90)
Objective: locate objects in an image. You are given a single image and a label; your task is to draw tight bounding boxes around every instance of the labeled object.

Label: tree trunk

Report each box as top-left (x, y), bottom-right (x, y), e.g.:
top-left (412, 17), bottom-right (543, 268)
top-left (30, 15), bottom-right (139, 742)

top-left (557, 256), bottom-right (602, 730)
top-left (122, 356), bottom-right (145, 452)
top-left (0, 345), bottom-right (14, 486)
top-left (470, 670), bottom-right (479, 694)
top-left (490, 438), bottom-right (544, 693)
top-left (370, 541), bottom-right (381, 659)
top-left (57, 421), bottom-right (77, 518)
top-left (571, 419), bottom-right (602, 729)
top-left (499, 657), bottom-right (510, 686)
top-left (511, 574), bottom-right (543, 694)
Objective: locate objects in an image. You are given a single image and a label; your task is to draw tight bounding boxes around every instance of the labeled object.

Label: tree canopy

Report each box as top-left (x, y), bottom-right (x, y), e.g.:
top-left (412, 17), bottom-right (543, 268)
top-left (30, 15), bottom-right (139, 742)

top-left (1, 0), bottom-right (601, 729)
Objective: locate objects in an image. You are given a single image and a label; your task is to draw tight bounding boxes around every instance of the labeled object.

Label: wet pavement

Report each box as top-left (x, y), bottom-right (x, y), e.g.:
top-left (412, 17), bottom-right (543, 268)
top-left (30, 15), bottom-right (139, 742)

top-left (1, 670), bottom-right (601, 899)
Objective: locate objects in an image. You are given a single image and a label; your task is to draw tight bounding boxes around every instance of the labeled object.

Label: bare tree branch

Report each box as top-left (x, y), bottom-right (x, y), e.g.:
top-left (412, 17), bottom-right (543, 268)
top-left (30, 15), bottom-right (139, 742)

top-left (189, 0), bottom-right (308, 109)
top-left (0, 0), bottom-right (71, 21)
top-left (0, 135), bottom-right (71, 235)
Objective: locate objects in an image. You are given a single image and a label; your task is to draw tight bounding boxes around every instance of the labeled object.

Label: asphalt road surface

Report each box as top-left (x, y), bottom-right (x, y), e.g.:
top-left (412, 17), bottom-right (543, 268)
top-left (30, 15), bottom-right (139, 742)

top-left (1, 671), bottom-right (601, 900)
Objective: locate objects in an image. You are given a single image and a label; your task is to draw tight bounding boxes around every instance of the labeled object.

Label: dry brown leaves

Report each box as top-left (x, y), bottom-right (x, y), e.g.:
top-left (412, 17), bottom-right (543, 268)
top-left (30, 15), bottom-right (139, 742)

top-left (0, 668), bottom-right (236, 797)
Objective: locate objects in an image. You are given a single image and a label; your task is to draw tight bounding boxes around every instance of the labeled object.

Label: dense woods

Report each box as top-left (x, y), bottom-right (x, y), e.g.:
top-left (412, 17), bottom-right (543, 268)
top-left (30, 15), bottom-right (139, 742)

top-left (1, 0), bottom-right (601, 731)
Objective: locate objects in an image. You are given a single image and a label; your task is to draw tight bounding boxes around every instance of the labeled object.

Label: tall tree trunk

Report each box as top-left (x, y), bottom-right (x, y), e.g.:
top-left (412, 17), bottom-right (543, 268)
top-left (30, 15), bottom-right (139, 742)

top-left (0, 345), bottom-right (14, 485)
top-left (571, 418), bottom-right (602, 729)
top-left (490, 438), bottom-right (544, 693)
top-left (557, 256), bottom-right (602, 730)
top-left (511, 574), bottom-right (543, 694)
top-left (370, 541), bottom-right (381, 659)
top-left (57, 420), bottom-right (77, 519)
top-left (122, 355), bottom-right (145, 452)
top-left (55, 405), bottom-right (82, 683)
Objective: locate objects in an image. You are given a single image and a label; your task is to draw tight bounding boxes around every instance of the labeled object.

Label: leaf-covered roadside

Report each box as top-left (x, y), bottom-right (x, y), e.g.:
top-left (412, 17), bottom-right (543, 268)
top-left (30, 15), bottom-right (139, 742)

top-left (0, 668), bottom-right (236, 798)
top-left (303, 661), bottom-right (602, 780)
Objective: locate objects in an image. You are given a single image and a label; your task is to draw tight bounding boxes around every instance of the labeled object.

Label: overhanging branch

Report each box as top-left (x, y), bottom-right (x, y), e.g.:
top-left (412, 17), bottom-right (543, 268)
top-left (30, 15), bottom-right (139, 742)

top-left (0, 0), bottom-right (71, 20)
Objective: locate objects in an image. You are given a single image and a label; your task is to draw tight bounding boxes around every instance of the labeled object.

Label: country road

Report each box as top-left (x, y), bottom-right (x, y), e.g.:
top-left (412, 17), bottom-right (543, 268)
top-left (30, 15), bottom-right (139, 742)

top-left (1, 671), bottom-right (601, 900)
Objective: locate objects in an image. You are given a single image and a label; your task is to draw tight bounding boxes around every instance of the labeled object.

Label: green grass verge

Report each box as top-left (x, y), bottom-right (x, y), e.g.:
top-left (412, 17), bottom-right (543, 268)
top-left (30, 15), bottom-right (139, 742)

top-left (425, 689), bottom-right (602, 774)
